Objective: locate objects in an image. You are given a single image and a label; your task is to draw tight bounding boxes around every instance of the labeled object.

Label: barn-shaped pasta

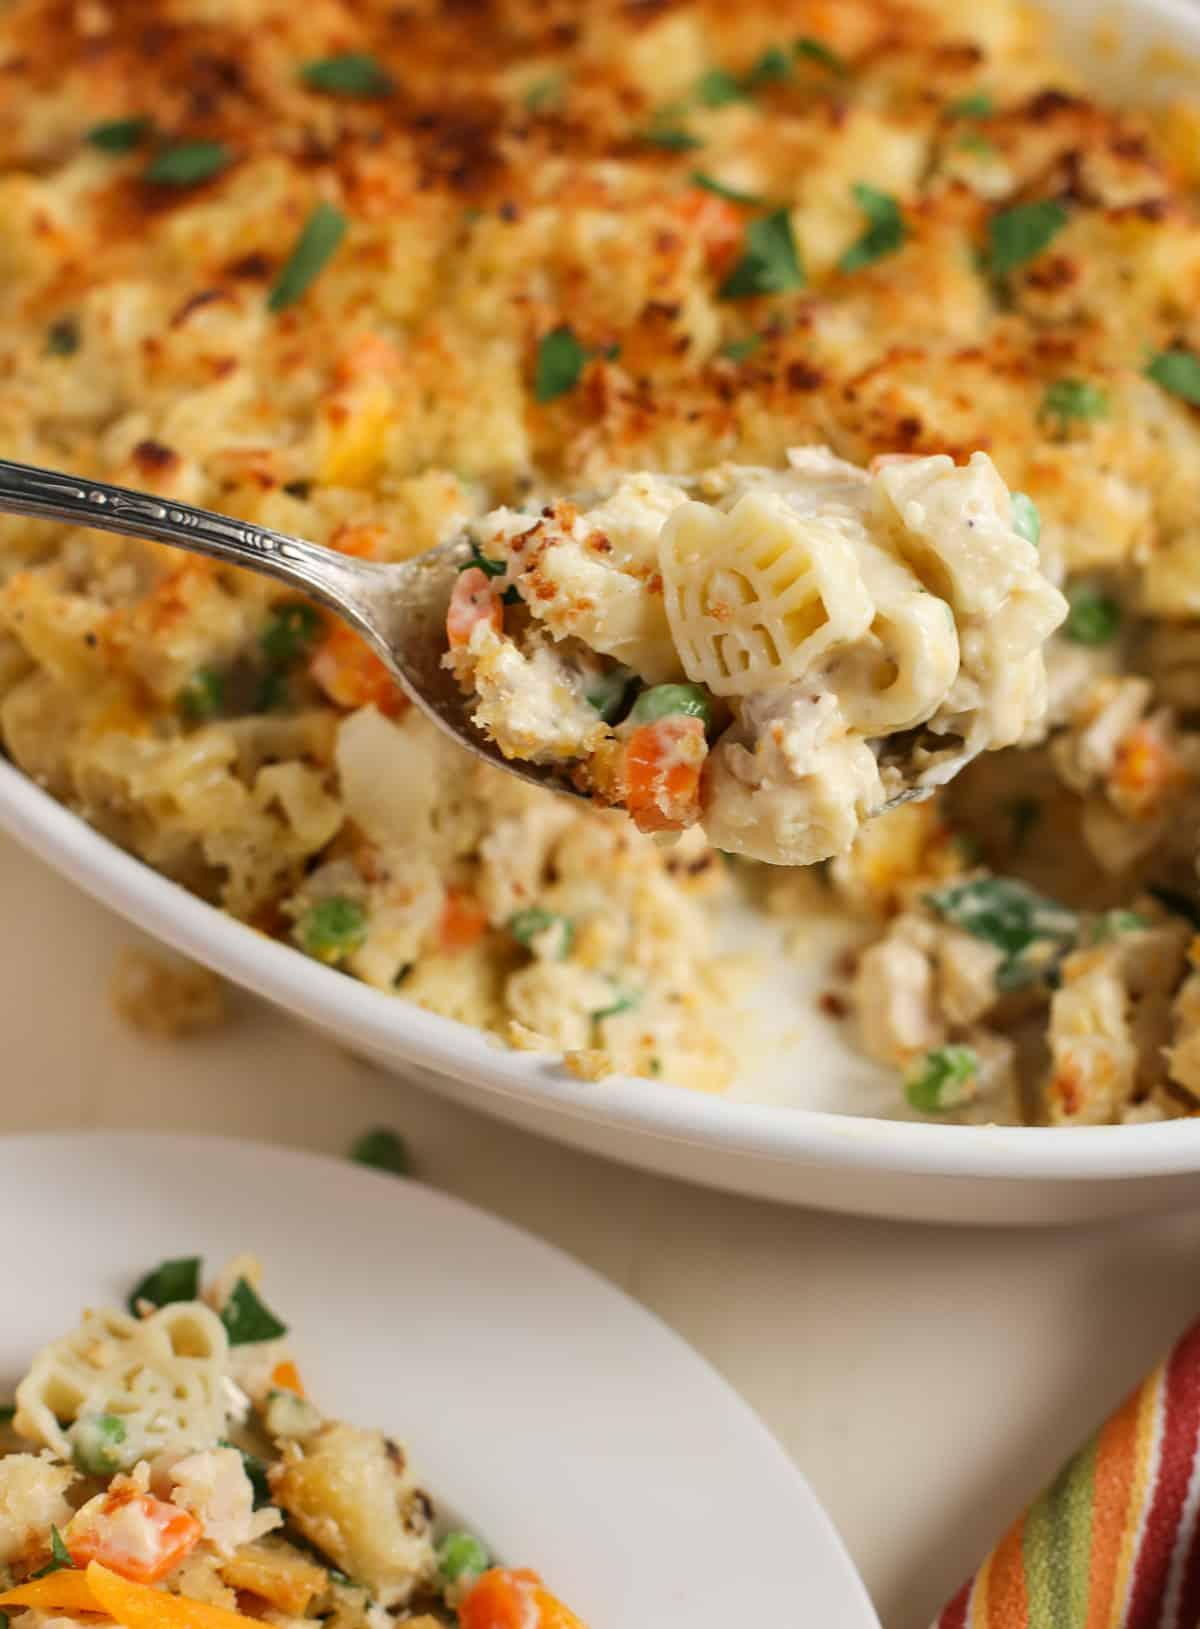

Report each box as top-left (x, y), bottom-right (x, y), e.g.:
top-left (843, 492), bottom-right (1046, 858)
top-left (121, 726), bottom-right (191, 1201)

top-left (658, 490), bottom-right (874, 698)
top-left (15, 1302), bottom-right (228, 1469)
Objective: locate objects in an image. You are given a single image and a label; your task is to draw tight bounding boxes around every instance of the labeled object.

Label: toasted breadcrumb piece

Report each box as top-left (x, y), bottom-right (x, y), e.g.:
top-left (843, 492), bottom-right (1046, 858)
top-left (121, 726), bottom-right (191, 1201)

top-left (564, 1048), bottom-right (612, 1082)
top-left (111, 948), bottom-right (226, 1038)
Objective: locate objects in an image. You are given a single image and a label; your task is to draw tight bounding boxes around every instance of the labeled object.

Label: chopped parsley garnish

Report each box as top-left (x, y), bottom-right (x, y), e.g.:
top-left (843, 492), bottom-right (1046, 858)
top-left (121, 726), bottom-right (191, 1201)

top-left (45, 318), bottom-right (80, 357)
top-left (1011, 492), bottom-right (1041, 546)
top-left (261, 601), bottom-right (321, 666)
top-left (127, 1256), bottom-right (201, 1314)
top-left (268, 202), bottom-right (347, 313)
top-left (905, 1046), bottom-right (979, 1114)
top-left (299, 896), bottom-right (368, 964)
top-left (534, 324), bottom-right (589, 402)
top-left (523, 76), bottom-right (564, 113)
top-left (87, 115), bottom-right (152, 152)
top-left (695, 67), bottom-right (746, 107)
top-left (690, 171), bottom-right (764, 206)
top-left (696, 37), bottom-right (842, 109)
top-left (947, 92), bottom-right (993, 118)
top-left (301, 53), bottom-right (394, 99)
top-left (648, 1056), bottom-right (663, 1076)
top-left (719, 335), bottom-right (762, 362)
top-left (1147, 348), bottom-right (1200, 406)
top-left (31, 1528), bottom-right (73, 1579)
top-left (144, 140), bottom-right (231, 187)
top-left (349, 1127), bottom-right (411, 1176)
top-left (460, 540), bottom-right (507, 579)
top-left (793, 36), bottom-right (846, 74)
top-left (957, 133), bottom-right (996, 158)
top-left (508, 907), bottom-right (574, 959)
top-left (220, 1440), bottom-right (272, 1507)
top-left (637, 124), bottom-right (703, 151)
top-left (1064, 586), bottom-right (1121, 646)
top-left (926, 877), bottom-right (1078, 989)
top-left (743, 45), bottom-right (792, 91)
top-left (584, 666), bottom-right (633, 721)
top-left (438, 1531), bottom-right (490, 1585)
top-left (1041, 378), bottom-right (1109, 425)
top-left (594, 988), bottom-right (640, 1020)
top-left (178, 666), bottom-right (225, 721)
top-left (987, 199), bottom-right (1068, 278)
top-left (718, 208), bottom-right (805, 299)
top-left (220, 1278), bottom-right (289, 1346)
top-left (838, 183), bottom-right (907, 273)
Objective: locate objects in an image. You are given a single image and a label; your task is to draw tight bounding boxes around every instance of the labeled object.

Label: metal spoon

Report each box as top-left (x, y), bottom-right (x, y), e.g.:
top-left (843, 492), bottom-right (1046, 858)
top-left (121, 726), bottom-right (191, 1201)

top-left (0, 455), bottom-right (584, 798)
top-left (0, 456), bottom-right (969, 814)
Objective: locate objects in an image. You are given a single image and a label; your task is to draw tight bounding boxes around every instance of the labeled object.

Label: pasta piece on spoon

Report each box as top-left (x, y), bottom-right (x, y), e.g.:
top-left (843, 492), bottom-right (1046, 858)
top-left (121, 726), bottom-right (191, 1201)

top-left (445, 447), bottom-right (1067, 866)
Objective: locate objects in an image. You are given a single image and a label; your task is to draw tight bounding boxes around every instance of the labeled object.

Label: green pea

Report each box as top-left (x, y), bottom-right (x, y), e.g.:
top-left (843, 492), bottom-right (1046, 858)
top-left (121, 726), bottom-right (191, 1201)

top-left (437, 1530), bottom-right (490, 1584)
top-left (349, 1127), bottom-right (410, 1176)
top-left (71, 1413), bottom-right (127, 1475)
top-left (628, 683), bottom-right (713, 729)
top-left (1010, 492), bottom-right (1041, 547)
top-left (300, 896), bottom-right (367, 963)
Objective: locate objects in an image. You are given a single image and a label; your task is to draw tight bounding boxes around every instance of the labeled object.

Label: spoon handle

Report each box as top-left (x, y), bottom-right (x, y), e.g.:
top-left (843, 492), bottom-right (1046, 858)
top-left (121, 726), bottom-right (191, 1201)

top-left (0, 456), bottom-right (376, 623)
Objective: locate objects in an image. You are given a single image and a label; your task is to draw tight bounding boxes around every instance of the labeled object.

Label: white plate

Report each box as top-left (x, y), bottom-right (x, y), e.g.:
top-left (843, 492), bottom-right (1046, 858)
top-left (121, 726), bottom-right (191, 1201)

top-left (0, 1131), bottom-right (878, 1629)
top-left (5, 0), bottom-right (1200, 1226)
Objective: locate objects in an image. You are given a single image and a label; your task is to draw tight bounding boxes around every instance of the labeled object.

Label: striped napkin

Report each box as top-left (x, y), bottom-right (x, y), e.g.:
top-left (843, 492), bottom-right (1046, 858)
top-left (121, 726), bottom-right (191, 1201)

top-left (934, 1320), bottom-right (1200, 1628)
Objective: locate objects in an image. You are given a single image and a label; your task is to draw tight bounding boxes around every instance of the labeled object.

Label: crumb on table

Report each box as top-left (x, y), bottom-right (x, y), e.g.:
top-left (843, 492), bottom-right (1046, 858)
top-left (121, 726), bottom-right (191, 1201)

top-left (110, 947), bottom-right (227, 1039)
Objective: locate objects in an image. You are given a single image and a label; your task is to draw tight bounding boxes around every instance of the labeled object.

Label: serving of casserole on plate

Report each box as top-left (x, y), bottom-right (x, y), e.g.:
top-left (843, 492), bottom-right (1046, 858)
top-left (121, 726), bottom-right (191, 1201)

top-left (0, 1133), bottom-right (880, 1623)
top-left (6, 0), bottom-right (1200, 1146)
top-left (0, 1252), bottom-right (584, 1629)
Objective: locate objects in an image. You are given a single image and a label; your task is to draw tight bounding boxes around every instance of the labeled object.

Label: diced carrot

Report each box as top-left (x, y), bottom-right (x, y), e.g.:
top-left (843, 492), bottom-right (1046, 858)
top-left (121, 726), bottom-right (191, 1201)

top-left (1113, 721), bottom-right (1179, 815)
top-left (673, 188), bottom-right (744, 270)
top-left (459, 1568), bottom-right (587, 1629)
top-left (86, 1561), bottom-right (267, 1629)
top-left (446, 567), bottom-right (503, 650)
top-left (310, 619), bottom-right (408, 716)
top-left (68, 1492), bottom-right (202, 1584)
top-left (439, 888), bottom-right (489, 952)
top-left (0, 1570), bottom-right (97, 1612)
top-left (270, 1358), bottom-right (305, 1396)
top-left (621, 715), bottom-right (706, 833)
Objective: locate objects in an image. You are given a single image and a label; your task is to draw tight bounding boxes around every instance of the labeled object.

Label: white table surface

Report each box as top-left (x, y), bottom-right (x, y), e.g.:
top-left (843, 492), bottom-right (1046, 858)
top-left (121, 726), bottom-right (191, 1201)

top-left (5, 829), bottom-right (1200, 1629)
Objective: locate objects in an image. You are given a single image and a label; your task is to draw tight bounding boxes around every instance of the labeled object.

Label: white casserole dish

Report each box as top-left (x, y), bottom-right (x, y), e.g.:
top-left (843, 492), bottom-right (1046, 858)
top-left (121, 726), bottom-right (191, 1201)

top-left (6, 0), bottom-right (1200, 1226)
top-left (8, 748), bottom-right (1200, 1226)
